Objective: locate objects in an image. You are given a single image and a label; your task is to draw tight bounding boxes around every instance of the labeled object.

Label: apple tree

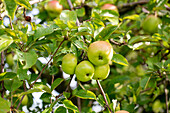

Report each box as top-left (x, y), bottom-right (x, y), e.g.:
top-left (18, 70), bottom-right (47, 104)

top-left (0, 0), bottom-right (169, 113)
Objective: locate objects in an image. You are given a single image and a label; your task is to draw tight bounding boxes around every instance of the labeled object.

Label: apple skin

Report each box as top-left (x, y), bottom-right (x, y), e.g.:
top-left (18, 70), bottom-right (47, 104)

top-left (101, 4), bottom-right (118, 12)
top-left (115, 110), bottom-right (129, 113)
top-left (6, 53), bottom-right (14, 67)
top-left (20, 95), bottom-right (28, 106)
top-left (93, 64), bottom-right (110, 80)
top-left (45, 0), bottom-right (63, 18)
top-left (62, 54), bottom-right (77, 75)
top-left (142, 15), bottom-right (161, 34)
top-left (75, 61), bottom-right (95, 82)
top-left (87, 41), bottom-right (113, 66)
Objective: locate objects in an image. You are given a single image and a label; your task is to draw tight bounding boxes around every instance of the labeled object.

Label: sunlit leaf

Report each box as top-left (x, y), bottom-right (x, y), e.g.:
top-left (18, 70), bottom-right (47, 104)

top-left (2, 0), bottom-right (17, 19)
top-left (0, 35), bottom-right (13, 53)
top-left (63, 99), bottom-right (79, 112)
top-left (112, 54), bottom-right (128, 66)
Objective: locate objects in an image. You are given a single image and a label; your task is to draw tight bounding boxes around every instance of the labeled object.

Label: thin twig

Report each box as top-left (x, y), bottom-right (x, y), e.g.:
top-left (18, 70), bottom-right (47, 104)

top-left (118, 0), bottom-right (149, 9)
top-left (29, 39), bottom-right (65, 88)
top-left (16, 39), bottom-right (65, 109)
top-left (16, 81), bottom-right (27, 110)
top-left (67, 0), bottom-right (80, 26)
top-left (96, 80), bottom-right (113, 113)
top-left (0, 51), bottom-right (5, 98)
top-left (9, 18), bottom-right (14, 30)
top-left (164, 75), bottom-right (169, 113)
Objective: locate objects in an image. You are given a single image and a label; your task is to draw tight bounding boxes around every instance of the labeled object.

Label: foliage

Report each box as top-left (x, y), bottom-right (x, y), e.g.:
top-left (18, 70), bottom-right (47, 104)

top-left (0, 0), bottom-right (169, 113)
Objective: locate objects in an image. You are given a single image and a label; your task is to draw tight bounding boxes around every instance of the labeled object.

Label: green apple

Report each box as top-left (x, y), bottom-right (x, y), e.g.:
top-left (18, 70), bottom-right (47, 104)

top-left (19, 95), bottom-right (28, 106)
top-left (142, 15), bottom-right (162, 34)
top-left (101, 4), bottom-right (118, 12)
top-left (62, 53), bottom-right (77, 75)
top-left (6, 53), bottom-right (14, 67)
top-left (75, 61), bottom-right (94, 82)
top-left (87, 41), bottom-right (113, 66)
top-left (45, 0), bottom-right (63, 18)
top-left (93, 64), bottom-right (110, 80)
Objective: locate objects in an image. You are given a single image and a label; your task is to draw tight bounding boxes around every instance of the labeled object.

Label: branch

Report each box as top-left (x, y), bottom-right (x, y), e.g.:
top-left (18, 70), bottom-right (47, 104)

top-left (164, 4), bottom-right (170, 11)
top-left (67, 0), bottom-right (80, 26)
top-left (160, 49), bottom-right (170, 61)
top-left (96, 80), bottom-right (113, 113)
top-left (30, 39), bottom-right (65, 88)
top-left (118, 0), bottom-right (149, 9)
top-left (0, 51), bottom-right (5, 98)
top-left (16, 81), bottom-right (27, 110)
top-left (118, 0), bottom-right (149, 13)
top-left (109, 39), bottom-right (126, 46)
top-left (164, 75), bottom-right (169, 113)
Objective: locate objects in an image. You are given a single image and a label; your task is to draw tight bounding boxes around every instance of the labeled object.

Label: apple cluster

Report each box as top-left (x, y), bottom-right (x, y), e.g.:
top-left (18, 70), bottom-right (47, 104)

top-left (61, 41), bottom-right (113, 82)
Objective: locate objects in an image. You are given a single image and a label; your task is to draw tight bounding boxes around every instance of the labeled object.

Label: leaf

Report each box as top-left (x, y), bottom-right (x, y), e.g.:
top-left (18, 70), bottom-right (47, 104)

top-left (112, 54), bottom-right (128, 66)
top-left (96, 94), bottom-right (105, 106)
top-left (95, 25), bottom-right (117, 40)
top-left (60, 10), bottom-right (77, 24)
top-left (54, 106), bottom-right (67, 113)
top-left (34, 84), bottom-right (51, 94)
top-left (0, 97), bottom-right (11, 113)
top-left (15, 0), bottom-right (32, 10)
top-left (16, 49), bottom-right (38, 69)
top-left (0, 72), bottom-right (17, 81)
top-left (74, 89), bottom-right (96, 100)
top-left (72, 40), bottom-right (88, 50)
top-left (123, 14), bottom-right (140, 20)
top-left (0, 35), bottom-right (13, 53)
top-left (40, 93), bottom-right (51, 103)
top-left (2, 0), bottom-right (17, 19)
top-left (51, 78), bottom-right (64, 91)
top-left (63, 99), bottom-right (79, 112)
top-left (17, 62), bottom-right (29, 80)
top-left (34, 25), bottom-right (54, 40)
top-left (4, 77), bottom-right (23, 91)
top-left (140, 76), bottom-right (150, 89)
top-left (19, 88), bottom-right (42, 96)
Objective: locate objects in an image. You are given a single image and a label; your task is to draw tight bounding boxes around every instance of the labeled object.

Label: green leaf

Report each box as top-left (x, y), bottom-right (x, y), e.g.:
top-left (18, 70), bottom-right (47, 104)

top-left (63, 99), bottom-right (79, 112)
top-left (74, 89), bottom-right (96, 100)
top-left (0, 97), bottom-right (11, 113)
top-left (96, 94), bottom-right (105, 106)
top-left (54, 106), bottom-right (67, 113)
top-left (34, 25), bottom-right (54, 40)
top-left (140, 76), bottom-right (150, 89)
top-left (4, 77), bottom-right (23, 91)
top-left (19, 88), bottom-right (42, 96)
top-left (123, 14), bottom-right (140, 20)
top-left (40, 93), bottom-right (51, 103)
top-left (34, 84), bottom-right (51, 94)
top-left (51, 78), bottom-right (64, 91)
top-left (60, 10), bottom-right (77, 24)
top-left (0, 72), bottom-right (17, 81)
top-left (0, 35), bottom-right (13, 53)
top-left (95, 25), bottom-right (117, 40)
top-left (112, 54), bottom-right (128, 66)
top-left (14, 0), bottom-right (32, 10)
top-left (63, 92), bottom-right (71, 99)
top-left (72, 40), bottom-right (88, 50)
top-left (16, 49), bottom-right (38, 69)
top-left (2, 0), bottom-right (17, 19)
top-left (17, 62), bottom-right (29, 80)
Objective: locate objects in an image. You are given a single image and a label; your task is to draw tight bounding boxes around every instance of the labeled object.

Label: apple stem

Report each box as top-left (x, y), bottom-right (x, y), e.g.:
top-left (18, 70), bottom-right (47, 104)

top-left (96, 80), bottom-right (113, 113)
top-left (78, 80), bottom-right (86, 90)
